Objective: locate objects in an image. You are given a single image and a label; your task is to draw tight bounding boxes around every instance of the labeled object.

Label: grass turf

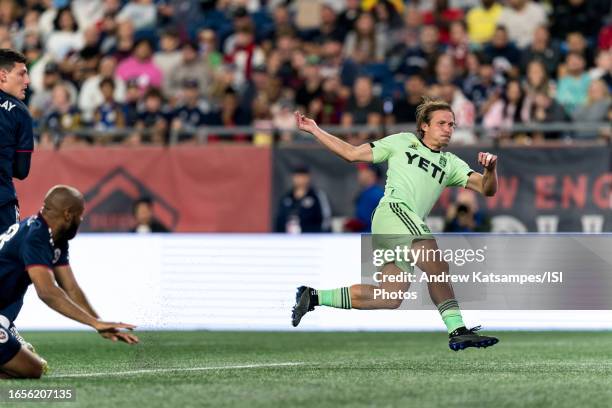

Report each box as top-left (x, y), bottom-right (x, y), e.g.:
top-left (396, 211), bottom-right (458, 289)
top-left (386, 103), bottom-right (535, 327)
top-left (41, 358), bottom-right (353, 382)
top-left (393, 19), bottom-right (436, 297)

top-left (1, 331), bottom-right (612, 408)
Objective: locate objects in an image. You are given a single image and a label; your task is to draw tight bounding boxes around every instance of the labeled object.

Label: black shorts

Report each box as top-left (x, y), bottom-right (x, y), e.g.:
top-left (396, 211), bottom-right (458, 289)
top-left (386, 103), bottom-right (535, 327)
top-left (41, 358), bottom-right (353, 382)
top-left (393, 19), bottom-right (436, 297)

top-left (0, 324), bottom-right (21, 365)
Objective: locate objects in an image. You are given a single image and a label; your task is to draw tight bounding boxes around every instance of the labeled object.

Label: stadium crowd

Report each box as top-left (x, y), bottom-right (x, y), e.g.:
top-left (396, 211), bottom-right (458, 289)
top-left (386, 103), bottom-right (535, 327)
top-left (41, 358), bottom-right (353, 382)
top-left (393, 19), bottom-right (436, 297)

top-left (4, 0), bottom-right (611, 148)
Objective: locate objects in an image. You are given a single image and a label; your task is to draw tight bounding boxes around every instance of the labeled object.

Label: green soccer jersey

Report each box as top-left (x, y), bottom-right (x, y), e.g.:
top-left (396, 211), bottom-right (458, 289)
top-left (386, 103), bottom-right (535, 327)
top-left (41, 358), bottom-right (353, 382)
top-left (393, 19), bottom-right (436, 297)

top-left (370, 132), bottom-right (474, 219)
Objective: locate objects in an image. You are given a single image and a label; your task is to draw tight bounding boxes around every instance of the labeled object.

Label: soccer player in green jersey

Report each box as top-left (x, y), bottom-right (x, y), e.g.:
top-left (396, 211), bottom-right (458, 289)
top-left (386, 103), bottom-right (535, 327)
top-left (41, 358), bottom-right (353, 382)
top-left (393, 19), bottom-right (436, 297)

top-left (291, 98), bottom-right (499, 350)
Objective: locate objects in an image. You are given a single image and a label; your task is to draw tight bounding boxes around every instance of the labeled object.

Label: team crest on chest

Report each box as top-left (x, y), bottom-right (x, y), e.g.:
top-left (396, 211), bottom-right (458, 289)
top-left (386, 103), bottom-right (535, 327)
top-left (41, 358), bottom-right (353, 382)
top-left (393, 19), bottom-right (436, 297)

top-left (439, 155), bottom-right (447, 168)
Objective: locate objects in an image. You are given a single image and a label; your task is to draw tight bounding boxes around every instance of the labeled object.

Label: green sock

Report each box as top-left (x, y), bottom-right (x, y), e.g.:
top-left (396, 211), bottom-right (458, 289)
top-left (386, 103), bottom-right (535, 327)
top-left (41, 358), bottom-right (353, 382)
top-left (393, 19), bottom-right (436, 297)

top-left (317, 287), bottom-right (352, 309)
top-left (437, 299), bottom-right (465, 333)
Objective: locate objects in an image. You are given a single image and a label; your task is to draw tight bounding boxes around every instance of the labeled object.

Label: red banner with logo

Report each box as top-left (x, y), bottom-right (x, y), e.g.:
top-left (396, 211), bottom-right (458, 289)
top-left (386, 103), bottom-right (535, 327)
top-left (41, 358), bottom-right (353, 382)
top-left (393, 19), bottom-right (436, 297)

top-left (15, 146), bottom-right (271, 232)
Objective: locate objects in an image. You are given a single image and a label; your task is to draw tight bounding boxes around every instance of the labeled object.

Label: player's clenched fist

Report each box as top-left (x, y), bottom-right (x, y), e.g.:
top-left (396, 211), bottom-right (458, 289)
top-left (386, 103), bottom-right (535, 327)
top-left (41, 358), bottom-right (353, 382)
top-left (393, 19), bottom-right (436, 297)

top-left (478, 152), bottom-right (497, 170)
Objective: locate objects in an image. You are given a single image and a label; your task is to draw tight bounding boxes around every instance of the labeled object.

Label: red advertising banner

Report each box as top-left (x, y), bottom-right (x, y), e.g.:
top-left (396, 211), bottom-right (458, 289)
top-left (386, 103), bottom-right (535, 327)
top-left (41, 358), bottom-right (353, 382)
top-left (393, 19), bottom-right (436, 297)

top-left (15, 146), bottom-right (271, 232)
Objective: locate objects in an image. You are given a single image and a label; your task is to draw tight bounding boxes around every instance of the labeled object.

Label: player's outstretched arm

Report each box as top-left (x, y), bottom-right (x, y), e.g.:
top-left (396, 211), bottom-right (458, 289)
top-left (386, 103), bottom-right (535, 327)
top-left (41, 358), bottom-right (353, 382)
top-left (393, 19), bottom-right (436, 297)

top-left (28, 266), bottom-right (139, 344)
top-left (466, 152), bottom-right (498, 196)
top-left (295, 111), bottom-right (373, 163)
top-left (53, 265), bottom-right (99, 318)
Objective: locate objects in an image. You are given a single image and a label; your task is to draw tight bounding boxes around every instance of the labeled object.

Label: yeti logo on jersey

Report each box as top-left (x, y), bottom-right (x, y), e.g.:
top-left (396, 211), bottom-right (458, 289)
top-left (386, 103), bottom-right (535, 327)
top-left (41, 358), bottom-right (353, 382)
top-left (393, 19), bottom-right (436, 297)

top-left (405, 152), bottom-right (446, 185)
top-left (53, 248), bottom-right (62, 264)
top-left (0, 328), bottom-right (7, 343)
top-left (438, 156), bottom-right (447, 168)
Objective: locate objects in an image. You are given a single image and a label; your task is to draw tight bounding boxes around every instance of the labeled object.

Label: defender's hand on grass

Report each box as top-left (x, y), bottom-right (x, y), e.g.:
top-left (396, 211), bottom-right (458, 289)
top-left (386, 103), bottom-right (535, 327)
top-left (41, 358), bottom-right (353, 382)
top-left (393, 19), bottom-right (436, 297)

top-left (95, 320), bottom-right (139, 344)
top-left (295, 111), bottom-right (318, 134)
top-left (478, 152), bottom-right (497, 171)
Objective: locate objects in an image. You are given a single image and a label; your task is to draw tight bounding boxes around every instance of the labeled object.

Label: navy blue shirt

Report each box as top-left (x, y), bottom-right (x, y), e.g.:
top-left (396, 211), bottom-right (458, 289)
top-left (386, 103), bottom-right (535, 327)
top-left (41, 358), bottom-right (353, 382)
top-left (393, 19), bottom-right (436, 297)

top-left (173, 105), bottom-right (205, 128)
top-left (355, 184), bottom-right (384, 232)
top-left (0, 215), bottom-right (69, 319)
top-left (0, 90), bottom-right (34, 206)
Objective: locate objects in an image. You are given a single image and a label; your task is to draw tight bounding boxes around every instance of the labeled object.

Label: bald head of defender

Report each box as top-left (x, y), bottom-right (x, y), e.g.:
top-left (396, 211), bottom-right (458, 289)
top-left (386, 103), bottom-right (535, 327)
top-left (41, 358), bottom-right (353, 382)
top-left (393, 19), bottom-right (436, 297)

top-left (41, 185), bottom-right (85, 241)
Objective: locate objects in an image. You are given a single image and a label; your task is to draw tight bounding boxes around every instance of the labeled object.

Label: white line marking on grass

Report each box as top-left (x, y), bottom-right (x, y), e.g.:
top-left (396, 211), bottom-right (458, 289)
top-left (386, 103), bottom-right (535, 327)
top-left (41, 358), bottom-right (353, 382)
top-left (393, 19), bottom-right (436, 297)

top-left (49, 362), bottom-right (304, 379)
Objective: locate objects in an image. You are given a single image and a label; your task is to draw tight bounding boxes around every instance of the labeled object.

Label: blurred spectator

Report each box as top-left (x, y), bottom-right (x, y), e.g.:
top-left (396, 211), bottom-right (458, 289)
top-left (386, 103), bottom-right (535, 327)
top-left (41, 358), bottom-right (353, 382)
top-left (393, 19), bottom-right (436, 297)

top-left (396, 5), bottom-right (423, 50)
top-left (520, 25), bottom-right (561, 78)
top-left (165, 41), bottom-right (213, 103)
top-left (483, 25), bottom-right (521, 77)
top-left (46, 6), bottom-right (84, 61)
top-left (206, 88), bottom-right (251, 142)
top-left (344, 163), bottom-right (384, 233)
top-left (465, 0), bottom-right (503, 45)
top-left (251, 94), bottom-right (274, 146)
top-left (93, 78), bottom-right (125, 144)
top-left (343, 12), bottom-right (386, 64)
top-left (153, 29), bottom-right (183, 83)
top-left (556, 52), bottom-right (591, 115)
top-left (265, 4), bottom-right (296, 46)
top-left (122, 79), bottom-right (141, 128)
top-left (529, 90), bottom-right (570, 141)
top-left (563, 32), bottom-right (595, 69)
top-left (372, 0), bottom-right (403, 42)
top-left (116, 38), bottom-right (163, 92)
top-left (170, 79), bottom-right (206, 143)
top-left (315, 75), bottom-right (347, 125)
top-left (41, 83), bottom-right (83, 148)
top-left (0, 0), bottom-right (21, 30)
top-left (521, 59), bottom-right (556, 121)
top-left (295, 56), bottom-right (323, 117)
top-left (131, 197), bottom-right (170, 233)
top-left (29, 61), bottom-right (77, 121)
top-left (337, 0), bottom-right (362, 34)
top-left (135, 87), bottom-right (171, 145)
top-left (444, 190), bottom-right (491, 232)
top-left (14, 8), bottom-right (42, 52)
top-left (497, 0), bottom-right (546, 49)
top-left (104, 20), bottom-right (135, 62)
top-left (224, 24), bottom-right (265, 89)
top-left (341, 75), bottom-right (383, 144)
top-left (550, 0), bottom-right (602, 43)
top-left (589, 49), bottom-right (612, 90)
top-left (196, 29), bottom-right (223, 70)
top-left (78, 55), bottom-right (126, 123)
top-left (96, 1), bottom-right (122, 52)
top-left (432, 53), bottom-right (458, 85)
top-left (313, 0), bottom-right (347, 43)
top-left (421, 0), bottom-right (464, 45)
top-left (319, 37), bottom-right (358, 90)
top-left (571, 79), bottom-right (611, 140)
top-left (266, 33), bottom-right (300, 88)
top-left (482, 79), bottom-right (526, 142)
top-left (447, 20), bottom-right (470, 73)
top-left (463, 55), bottom-right (504, 121)
top-left (395, 25), bottom-right (444, 79)
top-left (599, 24), bottom-right (612, 51)
top-left (271, 96), bottom-right (297, 143)
top-left (116, 0), bottom-right (156, 31)
top-left (274, 165), bottom-right (332, 233)
top-left (241, 65), bottom-right (279, 115)
top-left (391, 73), bottom-right (427, 123)
top-left (22, 41), bottom-right (43, 71)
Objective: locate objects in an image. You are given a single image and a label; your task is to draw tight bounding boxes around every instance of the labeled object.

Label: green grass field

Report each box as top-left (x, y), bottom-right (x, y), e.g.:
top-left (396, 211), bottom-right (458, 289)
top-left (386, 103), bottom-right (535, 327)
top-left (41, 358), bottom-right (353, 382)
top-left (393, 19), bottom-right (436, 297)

top-left (2, 331), bottom-right (612, 407)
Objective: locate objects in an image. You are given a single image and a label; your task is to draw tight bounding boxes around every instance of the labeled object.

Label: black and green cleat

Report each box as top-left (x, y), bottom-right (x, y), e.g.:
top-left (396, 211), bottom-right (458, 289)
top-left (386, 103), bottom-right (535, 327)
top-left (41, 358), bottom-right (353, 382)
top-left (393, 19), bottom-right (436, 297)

top-left (449, 326), bottom-right (499, 351)
top-left (291, 286), bottom-right (316, 327)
